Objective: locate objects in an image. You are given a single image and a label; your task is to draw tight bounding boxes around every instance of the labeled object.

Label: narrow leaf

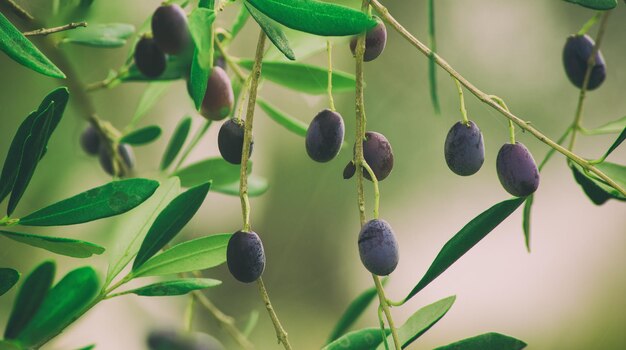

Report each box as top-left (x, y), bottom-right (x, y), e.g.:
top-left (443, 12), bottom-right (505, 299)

top-left (266, 30), bottom-right (348, 62)
top-left (0, 341), bottom-right (21, 350)
top-left (61, 23), bottom-right (135, 48)
top-left (106, 178), bottom-right (180, 286)
top-left (133, 233), bottom-right (231, 277)
top-left (0, 268), bottom-right (19, 296)
top-left (563, 0), bottom-right (617, 10)
top-left (132, 182), bottom-right (211, 270)
top-left (434, 332), bottom-right (527, 350)
top-left (0, 13), bottom-right (65, 78)
top-left (237, 60), bottom-right (355, 94)
top-left (324, 328), bottom-right (389, 350)
top-left (246, 0), bottom-right (377, 36)
top-left (327, 282), bottom-right (384, 343)
top-left (8, 102), bottom-right (55, 216)
top-left (257, 98), bottom-right (307, 137)
top-left (188, 8), bottom-right (216, 109)
top-left (120, 125), bottom-right (162, 145)
top-left (19, 178), bottom-right (159, 226)
top-left (0, 112), bottom-right (38, 204)
top-left (583, 116), bottom-right (626, 135)
top-left (118, 278), bottom-right (221, 297)
top-left (4, 261), bottom-right (55, 339)
top-left (0, 231), bottom-right (104, 258)
top-left (405, 198), bottom-right (525, 302)
top-left (245, 2), bottom-right (295, 61)
top-left (17, 267), bottom-right (99, 348)
top-left (129, 82), bottom-right (171, 129)
top-left (522, 195), bottom-right (533, 252)
top-left (601, 127), bottom-right (626, 160)
top-left (570, 162), bottom-right (626, 205)
top-left (377, 296), bottom-right (456, 350)
top-left (230, 4), bottom-right (250, 39)
top-left (161, 117), bottom-right (192, 170)
top-left (36, 87), bottom-right (69, 141)
top-left (427, 0), bottom-right (440, 115)
top-left (173, 158), bottom-right (268, 197)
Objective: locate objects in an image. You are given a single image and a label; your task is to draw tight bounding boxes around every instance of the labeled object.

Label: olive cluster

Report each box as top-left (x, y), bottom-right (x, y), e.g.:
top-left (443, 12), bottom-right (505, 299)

top-left (80, 124), bottom-right (134, 177)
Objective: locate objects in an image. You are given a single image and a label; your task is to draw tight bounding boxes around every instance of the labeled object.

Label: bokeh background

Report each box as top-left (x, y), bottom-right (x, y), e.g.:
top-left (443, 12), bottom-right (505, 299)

top-left (0, 1), bottom-right (625, 349)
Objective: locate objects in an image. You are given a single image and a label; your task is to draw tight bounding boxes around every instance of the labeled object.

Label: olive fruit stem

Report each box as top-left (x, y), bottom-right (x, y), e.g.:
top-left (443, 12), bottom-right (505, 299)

top-left (23, 21), bottom-right (87, 36)
top-left (257, 278), bottom-right (292, 350)
top-left (327, 39), bottom-right (336, 111)
top-left (490, 95), bottom-right (516, 144)
top-left (369, 0), bottom-right (625, 196)
top-left (173, 120), bottom-right (212, 172)
top-left (567, 11), bottom-right (610, 152)
top-left (452, 77), bottom-right (469, 125)
top-left (193, 290), bottom-right (255, 350)
top-left (577, 12), bottom-right (602, 36)
top-left (355, 2), bottom-right (402, 349)
top-left (239, 30), bottom-right (266, 232)
top-left (362, 160), bottom-right (380, 219)
top-left (378, 305), bottom-right (390, 350)
top-left (184, 295), bottom-right (195, 331)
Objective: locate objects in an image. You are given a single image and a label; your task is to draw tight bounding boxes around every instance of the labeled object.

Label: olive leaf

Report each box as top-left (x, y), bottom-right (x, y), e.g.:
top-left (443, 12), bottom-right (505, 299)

top-left (244, 1), bottom-right (295, 61)
top-left (570, 162), bottom-right (626, 205)
top-left (129, 82), bottom-right (171, 129)
top-left (434, 332), bottom-right (527, 350)
top-left (0, 231), bottom-right (105, 258)
top-left (230, 4), bottom-right (250, 39)
top-left (582, 116), bottom-right (626, 135)
top-left (427, 0), bottom-right (440, 115)
top-left (323, 328), bottom-right (389, 350)
top-left (245, 0), bottom-right (377, 36)
top-left (563, 0), bottom-right (617, 10)
top-left (61, 23), bottom-right (135, 48)
top-left (0, 13), bottom-right (65, 78)
top-left (120, 125), bottom-right (162, 145)
top-left (161, 116), bottom-right (192, 170)
top-left (257, 98), bottom-right (307, 137)
top-left (4, 261), bottom-right (55, 339)
top-left (112, 278), bottom-right (221, 297)
top-left (0, 268), bottom-right (20, 296)
top-left (188, 7), bottom-right (216, 109)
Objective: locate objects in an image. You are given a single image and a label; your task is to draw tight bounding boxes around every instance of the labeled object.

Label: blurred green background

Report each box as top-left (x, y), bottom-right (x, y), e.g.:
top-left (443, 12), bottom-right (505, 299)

top-left (0, 1), bottom-right (625, 349)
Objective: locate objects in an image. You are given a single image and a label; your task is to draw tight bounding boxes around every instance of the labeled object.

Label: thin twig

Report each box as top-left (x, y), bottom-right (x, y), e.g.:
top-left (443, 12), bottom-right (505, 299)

top-left (1, 0), bottom-right (33, 21)
top-left (256, 278), bottom-right (292, 350)
top-left (23, 21), bottom-right (86, 36)
top-left (369, 0), bottom-right (625, 197)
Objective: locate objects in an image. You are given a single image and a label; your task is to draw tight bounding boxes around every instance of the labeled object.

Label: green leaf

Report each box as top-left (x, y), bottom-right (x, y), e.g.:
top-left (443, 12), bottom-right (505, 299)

top-left (237, 60), bottom-right (355, 95)
top-left (0, 231), bottom-right (104, 258)
top-left (434, 332), bottom-right (527, 350)
top-left (133, 233), bottom-right (230, 277)
top-left (257, 98), bottom-right (307, 137)
top-left (17, 267), bottom-right (99, 348)
top-left (124, 56), bottom-right (189, 82)
top-left (106, 178), bottom-right (180, 286)
top-left (36, 87), bottom-right (70, 142)
top-left (230, 4), bottom-right (250, 39)
top-left (120, 125), bottom-right (162, 145)
top-left (129, 82), bottom-right (171, 129)
top-left (323, 328), bottom-right (389, 350)
top-left (8, 102), bottom-right (55, 216)
top-left (405, 198), bottom-right (525, 302)
top-left (4, 261), bottom-right (55, 339)
top-left (117, 278), bottom-right (221, 297)
top-left (173, 157), bottom-right (268, 197)
top-left (0, 340), bottom-right (21, 350)
top-left (0, 13), bottom-right (65, 78)
top-left (583, 116), bottom-right (626, 135)
top-left (564, 0), bottom-right (617, 10)
top-left (266, 30), bottom-right (347, 62)
top-left (570, 162), bottom-right (626, 205)
top-left (188, 8), bottom-right (216, 109)
top-left (522, 195), bottom-right (533, 252)
top-left (74, 345), bottom-right (95, 350)
top-left (61, 23), bottom-right (135, 47)
top-left (377, 296), bottom-right (456, 350)
top-left (161, 117), bottom-right (192, 170)
top-left (245, 0), bottom-right (377, 36)
top-left (244, 2), bottom-right (295, 61)
top-left (327, 281), bottom-right (385, 343)
top-left (600, 127), bottom-right (626, 160)
top-left (0, 268), bottom-right (19, 296)
top-left (133, 182), bottom-right (211, 270)
top-left (428, 0), bottom-right (440, 115)
top-left (19, 178), bottom-right (160, 226)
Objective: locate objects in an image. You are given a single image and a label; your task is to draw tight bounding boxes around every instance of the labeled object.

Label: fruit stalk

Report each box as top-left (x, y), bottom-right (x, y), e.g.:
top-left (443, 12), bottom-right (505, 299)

top-left (355, 1), bottom-right (402, 349)
top-left (22, 21), bottom-right (87, 36)
top-left (567, 11), bottom-right (610, 151)
top-left (369, 0), bottom-right (625, 197)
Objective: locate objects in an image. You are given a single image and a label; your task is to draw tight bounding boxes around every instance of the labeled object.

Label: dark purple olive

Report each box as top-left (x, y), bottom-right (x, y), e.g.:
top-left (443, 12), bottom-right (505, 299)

top-left (134, 36), bottom-right (167, 78)
top-left (496, 142), bottom-right (539, 197)
top-left (343, 161), bottom-right (356, 179)
top-left (358, 219), bottom-right (399, 276)
top-left (80, 124), bottom-right (100, 156)
top-left (218, 119), bottom-right (252, 165)
top-left (563, 34), bottom-right (606, 90)
top-left (200, 67), bottom-right (234, 121)
top-left (306, 109), bottom-right (345, 162)
top-left (343, 132), bottom-right (394, 181)
top-left (227, 231), bottom-right (265, 283)
top-left (350, 17), bottom-right (387, 62)
top-left (214, 55), bottom-right (226, 70)
top-left (98, 143), bottom-right (134, 177)
top-left (444, 121), bottom-right (485, 176)
top-left (151, 4), bottom-right (191, 55)
top-left (147, 330), bottom-right (224, 350)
